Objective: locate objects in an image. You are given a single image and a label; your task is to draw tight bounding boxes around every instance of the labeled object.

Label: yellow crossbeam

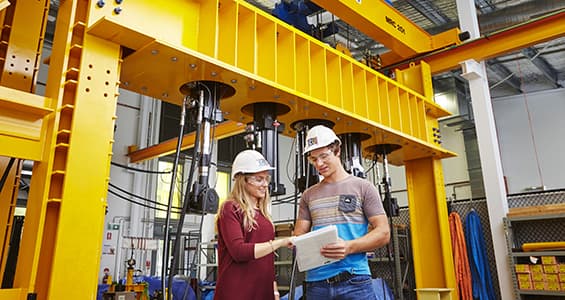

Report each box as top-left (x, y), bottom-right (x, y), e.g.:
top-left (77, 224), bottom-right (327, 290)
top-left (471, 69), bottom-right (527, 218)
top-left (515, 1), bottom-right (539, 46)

top-left (128, 121), bottom-right (246, 163)
top-left (387, 9), bottom-right (565, 75)
top-left (311, 0), bottom-right (461, 63)
top-left (0, 288), bottom-right (26, 300)
top-left (0, 77), bottom-right (52, 161)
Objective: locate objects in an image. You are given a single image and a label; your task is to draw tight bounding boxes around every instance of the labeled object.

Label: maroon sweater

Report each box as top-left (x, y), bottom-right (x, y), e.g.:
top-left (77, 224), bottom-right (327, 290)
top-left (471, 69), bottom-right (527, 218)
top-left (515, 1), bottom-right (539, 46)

top-left (214, 200), bottom-right (276, 300)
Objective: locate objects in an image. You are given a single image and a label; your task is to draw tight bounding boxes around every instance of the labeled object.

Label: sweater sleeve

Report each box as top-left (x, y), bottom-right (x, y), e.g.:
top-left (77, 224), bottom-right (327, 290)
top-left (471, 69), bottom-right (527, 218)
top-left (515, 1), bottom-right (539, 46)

top-left (218, 201), bottom-right (256, 262)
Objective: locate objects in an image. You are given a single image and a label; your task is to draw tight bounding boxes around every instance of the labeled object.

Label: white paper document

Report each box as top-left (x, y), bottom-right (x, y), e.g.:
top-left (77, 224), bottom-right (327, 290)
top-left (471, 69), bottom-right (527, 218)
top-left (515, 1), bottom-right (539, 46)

top-left (292, 225), bottom-right (340, 272)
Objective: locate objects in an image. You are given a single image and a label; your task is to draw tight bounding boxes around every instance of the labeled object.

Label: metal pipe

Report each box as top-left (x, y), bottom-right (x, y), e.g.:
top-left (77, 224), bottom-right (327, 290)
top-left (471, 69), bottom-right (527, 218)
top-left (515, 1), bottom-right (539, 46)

top-left (162, 96), bottom-right (188, 300)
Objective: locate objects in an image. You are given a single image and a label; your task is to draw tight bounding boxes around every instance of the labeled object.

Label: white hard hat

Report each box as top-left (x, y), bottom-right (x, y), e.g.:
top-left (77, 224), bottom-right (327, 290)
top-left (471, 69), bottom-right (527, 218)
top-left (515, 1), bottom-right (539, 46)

top-left (303, 125), bottom-right (341, 154)
top-left (231, 150), bottom-right (274, 180)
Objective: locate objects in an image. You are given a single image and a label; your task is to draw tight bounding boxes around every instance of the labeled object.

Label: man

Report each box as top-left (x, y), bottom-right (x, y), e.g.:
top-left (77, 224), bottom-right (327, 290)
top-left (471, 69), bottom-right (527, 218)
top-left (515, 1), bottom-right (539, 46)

top-left (294, 125), bottom-right (390, 299)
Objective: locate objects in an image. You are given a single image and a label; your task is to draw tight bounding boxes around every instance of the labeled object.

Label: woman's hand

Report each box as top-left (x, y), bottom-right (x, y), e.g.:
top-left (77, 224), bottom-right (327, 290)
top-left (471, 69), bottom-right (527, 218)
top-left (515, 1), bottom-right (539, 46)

top-left (280, 237), bottom-right (294, 249)
top-left (273, 281), bottom-right (280, 300)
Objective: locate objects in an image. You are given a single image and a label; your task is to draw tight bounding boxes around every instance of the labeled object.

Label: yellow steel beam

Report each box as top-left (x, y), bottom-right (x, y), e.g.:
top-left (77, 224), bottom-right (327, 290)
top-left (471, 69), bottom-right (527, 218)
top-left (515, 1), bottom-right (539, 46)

top-left (0, 288), bottom-right (25, 300)
top-left (128, 121), bottom-right (246, 163)
top-left (405, 157), bottom-right (457, 298)
top-left (0, 0), bottom-right (48, 91)
top-left (0, 0), bottom-right (51, 299)
top-left (387, 9), bottom-right (565, 75)
top-left (45, 33), bottom-right (120, 300)
top-left (87, 0), bottom-right (455, 166)
top-left (0, 86), bottom-right (52, 160)
top-left (0, 0), bottom-right (52, 162)
top-left (311, 0), bottom-right (461, 62)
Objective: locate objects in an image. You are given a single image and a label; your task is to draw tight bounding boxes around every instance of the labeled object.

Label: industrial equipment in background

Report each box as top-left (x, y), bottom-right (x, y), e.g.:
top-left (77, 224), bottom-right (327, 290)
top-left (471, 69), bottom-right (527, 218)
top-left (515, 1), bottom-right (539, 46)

top-left (243, 102), bottom-right (288, 196)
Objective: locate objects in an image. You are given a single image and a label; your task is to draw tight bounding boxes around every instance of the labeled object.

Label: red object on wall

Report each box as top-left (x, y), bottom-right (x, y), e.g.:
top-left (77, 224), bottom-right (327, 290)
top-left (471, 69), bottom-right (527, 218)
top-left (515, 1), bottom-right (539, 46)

top-left (106, 232), bottom-right (112, 240)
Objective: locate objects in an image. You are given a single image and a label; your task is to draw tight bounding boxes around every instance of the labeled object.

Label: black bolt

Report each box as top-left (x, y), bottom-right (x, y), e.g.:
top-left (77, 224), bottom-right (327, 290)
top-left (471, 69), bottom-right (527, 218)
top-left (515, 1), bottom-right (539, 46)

top-left (96, 0), bottom-right (105, 8)
top-left (115, 0), bottom-right (123, 4)
top-left (114, 7), bottom-right (122, 14)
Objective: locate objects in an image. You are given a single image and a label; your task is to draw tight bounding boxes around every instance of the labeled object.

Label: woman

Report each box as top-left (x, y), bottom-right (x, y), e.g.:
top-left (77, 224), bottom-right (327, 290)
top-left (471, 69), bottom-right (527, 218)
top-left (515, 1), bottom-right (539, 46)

top-left (214, 150), bottom-right (292, 300)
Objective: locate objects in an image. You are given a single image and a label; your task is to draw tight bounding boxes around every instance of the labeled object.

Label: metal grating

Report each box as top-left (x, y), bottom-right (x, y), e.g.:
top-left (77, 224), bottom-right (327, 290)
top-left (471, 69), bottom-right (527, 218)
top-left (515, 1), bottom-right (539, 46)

top-left (370, 223), bottom-right (415, 300)
top-left (510, 218), bottom-right (565, 248)
top-left (506, 188), bottom-right (565, 249)
top-left (507, 188), bottom-right (565, 208)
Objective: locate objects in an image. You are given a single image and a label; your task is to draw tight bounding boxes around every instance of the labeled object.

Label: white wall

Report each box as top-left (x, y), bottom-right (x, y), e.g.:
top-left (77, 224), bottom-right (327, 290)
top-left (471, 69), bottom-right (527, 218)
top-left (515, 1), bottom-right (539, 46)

top-left (102, 89), bottom-right (163, 280)
top-left (493, 88), bottom-right (565, 193)
top-left (270, 135), bottom-right (300, 222)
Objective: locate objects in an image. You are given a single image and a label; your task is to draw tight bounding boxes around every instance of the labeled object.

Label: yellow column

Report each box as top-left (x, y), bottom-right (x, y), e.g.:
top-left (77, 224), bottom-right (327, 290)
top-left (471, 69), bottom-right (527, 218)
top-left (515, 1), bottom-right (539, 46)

top-left (0, 1), bottom-right (49, 299)
top-left (405, 157), bottom-right (457, 299)
top-left (12, 0), bottom-right (120, 299)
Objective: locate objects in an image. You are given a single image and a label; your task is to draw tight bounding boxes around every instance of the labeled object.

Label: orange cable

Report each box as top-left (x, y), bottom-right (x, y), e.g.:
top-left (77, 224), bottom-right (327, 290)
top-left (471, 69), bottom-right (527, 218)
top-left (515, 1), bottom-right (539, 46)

top-left (449, 211), bottom-right (473, 300)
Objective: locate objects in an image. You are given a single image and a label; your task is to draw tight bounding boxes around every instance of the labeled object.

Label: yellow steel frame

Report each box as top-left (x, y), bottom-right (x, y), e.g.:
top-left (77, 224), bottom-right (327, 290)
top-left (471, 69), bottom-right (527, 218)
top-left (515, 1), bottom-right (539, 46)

top-left (392, 8), bottom-right (565, 75)
top-left (406, 158), bottom-right (456, 295)
top-left (0, 1), bottom-right (457, 298)
top-left (90, 0), bottom-right (453, 166)
top-left (0, 0), bottom-right (120, 299)
top-left (2, 0), bottom-right (560, 299)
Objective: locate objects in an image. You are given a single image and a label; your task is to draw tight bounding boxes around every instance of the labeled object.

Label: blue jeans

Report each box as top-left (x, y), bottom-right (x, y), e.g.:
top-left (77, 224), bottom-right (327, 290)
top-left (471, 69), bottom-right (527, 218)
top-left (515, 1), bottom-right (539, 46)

top-left (305, 274), bottom-right (377, 300)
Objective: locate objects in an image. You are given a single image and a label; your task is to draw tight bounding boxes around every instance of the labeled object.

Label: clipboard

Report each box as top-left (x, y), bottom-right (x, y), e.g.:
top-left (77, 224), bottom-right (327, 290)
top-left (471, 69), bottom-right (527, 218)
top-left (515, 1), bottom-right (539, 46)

top-left (292, 225), bottom-right (340, 272)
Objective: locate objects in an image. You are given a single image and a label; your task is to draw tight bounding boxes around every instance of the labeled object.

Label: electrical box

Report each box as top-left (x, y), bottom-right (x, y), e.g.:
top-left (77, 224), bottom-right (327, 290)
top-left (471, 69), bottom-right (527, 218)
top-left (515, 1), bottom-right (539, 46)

top-left (114, 292), bottom-right (136, 300)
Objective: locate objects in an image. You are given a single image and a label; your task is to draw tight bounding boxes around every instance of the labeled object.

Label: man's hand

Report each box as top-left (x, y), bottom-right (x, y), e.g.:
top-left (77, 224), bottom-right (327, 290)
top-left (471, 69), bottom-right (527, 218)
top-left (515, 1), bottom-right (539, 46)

top-left (320, 238), bottom-right (349, 259)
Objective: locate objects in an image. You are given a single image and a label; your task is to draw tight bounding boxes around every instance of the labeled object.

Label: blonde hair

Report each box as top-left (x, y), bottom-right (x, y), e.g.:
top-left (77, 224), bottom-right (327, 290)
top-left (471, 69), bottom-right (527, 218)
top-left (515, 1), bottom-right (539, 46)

top-left (217, 174), bottom-right (273, 232)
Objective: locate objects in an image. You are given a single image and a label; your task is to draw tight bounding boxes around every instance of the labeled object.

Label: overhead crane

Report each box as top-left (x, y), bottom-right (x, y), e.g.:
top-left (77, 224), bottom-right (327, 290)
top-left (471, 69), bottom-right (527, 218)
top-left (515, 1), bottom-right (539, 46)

top-left (0, 0), bottom-right (564, 299)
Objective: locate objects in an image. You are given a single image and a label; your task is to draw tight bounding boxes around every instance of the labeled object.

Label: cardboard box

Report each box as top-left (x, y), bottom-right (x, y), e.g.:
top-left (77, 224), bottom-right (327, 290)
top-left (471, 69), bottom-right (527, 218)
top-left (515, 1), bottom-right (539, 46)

top-left (544, 264), bottom-right (559, 274)
top-left (518, 278), bottom-right (532, 290)
top-left (533, 281), bottom-right (545, 290)
top-left (531, 271), bottom-right (545, 282)
top-left (559, 264), bottom-right (565, 273)
top-left (275, 223), bottom-right (294, 237)
top-left (545, 281), bottom-right (560, 291)
top-left (515, 264), bottom-right (530, 273)
top-left (542, 256), bottom-right (557, 265)
top-left (558, 273), bottom-right (565, 283)
top-left (517, 273), bottom-right (531, 282)
top-left (545, 273), bottom-right (559, 283)
top-left (530, 264), bottom-right (543, 273)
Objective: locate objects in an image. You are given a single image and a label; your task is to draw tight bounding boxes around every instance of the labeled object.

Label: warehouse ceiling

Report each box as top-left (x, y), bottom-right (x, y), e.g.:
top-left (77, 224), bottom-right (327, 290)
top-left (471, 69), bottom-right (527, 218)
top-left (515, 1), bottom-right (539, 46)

top-left (44, 0), bottom-right (565, 99)
top-left (247, 0), bottom-right (565, 98)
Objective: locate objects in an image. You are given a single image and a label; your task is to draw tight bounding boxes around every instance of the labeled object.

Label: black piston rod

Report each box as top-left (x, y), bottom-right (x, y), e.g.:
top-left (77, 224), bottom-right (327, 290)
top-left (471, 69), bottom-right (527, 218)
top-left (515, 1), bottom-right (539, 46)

top-left (245, 102), bottom-right (287, 196)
